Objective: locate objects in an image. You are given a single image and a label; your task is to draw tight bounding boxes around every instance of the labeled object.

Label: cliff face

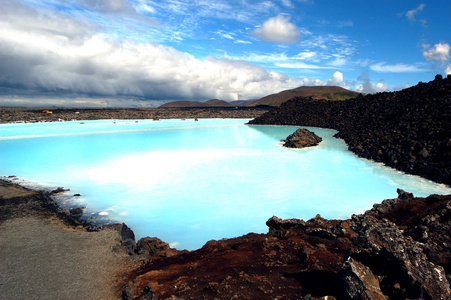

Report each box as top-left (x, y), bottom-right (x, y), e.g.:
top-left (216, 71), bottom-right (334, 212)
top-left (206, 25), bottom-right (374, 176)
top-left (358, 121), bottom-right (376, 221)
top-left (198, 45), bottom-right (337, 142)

top-left (122, 190), bottom-right (451, 299)
top-left (249, 75), bottom-right (451, 185)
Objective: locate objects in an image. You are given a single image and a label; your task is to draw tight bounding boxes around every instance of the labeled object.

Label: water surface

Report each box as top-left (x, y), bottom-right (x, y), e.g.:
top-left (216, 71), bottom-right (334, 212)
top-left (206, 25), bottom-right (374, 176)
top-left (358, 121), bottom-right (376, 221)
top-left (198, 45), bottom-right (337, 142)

top-left (1, 119), bottom-right (450, 250)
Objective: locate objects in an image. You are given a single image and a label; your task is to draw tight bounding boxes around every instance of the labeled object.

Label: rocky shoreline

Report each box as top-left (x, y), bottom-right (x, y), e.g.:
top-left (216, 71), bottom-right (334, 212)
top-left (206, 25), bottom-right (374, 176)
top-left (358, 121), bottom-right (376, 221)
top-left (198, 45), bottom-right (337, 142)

top-left (0, 179), bottom-right (146, 299)
top-left (2, 178), bottom-right (450, 299)
top-left (0, 106), bottom-right (269, 124)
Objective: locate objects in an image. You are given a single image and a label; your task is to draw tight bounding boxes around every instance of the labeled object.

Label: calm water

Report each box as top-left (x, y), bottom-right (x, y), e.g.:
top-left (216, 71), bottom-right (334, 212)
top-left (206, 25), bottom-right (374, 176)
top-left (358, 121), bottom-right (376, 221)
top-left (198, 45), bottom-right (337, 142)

top-left (1, 119), bottom-right (450, 250)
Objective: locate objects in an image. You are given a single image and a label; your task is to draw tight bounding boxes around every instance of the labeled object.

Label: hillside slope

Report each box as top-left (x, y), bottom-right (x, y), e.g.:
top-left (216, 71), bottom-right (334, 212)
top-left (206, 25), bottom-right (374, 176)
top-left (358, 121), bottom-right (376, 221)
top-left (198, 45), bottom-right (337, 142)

top-left (250, 86), bottom-right (360, 107)
top-left (250, 75), bottom-right (451, 185)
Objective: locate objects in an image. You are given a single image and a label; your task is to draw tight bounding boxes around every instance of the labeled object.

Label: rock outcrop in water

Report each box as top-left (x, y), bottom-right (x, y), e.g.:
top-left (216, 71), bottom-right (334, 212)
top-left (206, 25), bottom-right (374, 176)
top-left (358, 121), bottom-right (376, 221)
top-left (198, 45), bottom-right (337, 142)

top-left (282, 127), bottom-right (322, 148)
top-left (121, 190), bottom-right (451, 299)
top-left (249, 75), bottom-right (451, 185)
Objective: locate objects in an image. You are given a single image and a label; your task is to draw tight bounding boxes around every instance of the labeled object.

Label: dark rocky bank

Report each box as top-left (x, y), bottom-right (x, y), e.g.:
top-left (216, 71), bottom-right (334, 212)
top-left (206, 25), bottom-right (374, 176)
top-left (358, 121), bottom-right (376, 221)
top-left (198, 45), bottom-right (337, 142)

top-left (249, 75), bottom-right (451, 185)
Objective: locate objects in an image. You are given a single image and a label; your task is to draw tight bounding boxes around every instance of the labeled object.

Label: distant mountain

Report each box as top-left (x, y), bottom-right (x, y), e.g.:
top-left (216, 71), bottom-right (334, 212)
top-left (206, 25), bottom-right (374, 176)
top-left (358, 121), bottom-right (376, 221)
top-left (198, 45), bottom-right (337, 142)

top-left (159, 86), bottom-right (359, 108)
top-left (229, 99), bottom-right (257, 106)
top-left (250, 86), bottom-right (360, 107)
top-left (159, 99), bottom-right (231, 108)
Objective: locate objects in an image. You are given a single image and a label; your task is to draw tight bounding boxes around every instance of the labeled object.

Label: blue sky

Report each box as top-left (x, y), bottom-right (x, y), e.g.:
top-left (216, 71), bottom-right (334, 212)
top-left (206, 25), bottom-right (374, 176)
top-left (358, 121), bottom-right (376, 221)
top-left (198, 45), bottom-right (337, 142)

top-left (0, 0), bottom-right (450, 106)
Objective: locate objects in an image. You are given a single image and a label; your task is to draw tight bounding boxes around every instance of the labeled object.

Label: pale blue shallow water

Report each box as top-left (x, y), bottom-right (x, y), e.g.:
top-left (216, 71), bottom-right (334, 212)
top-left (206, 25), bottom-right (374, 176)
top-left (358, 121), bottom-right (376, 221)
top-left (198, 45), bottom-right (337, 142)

top-left (1, 118), bottom-right (450, 250)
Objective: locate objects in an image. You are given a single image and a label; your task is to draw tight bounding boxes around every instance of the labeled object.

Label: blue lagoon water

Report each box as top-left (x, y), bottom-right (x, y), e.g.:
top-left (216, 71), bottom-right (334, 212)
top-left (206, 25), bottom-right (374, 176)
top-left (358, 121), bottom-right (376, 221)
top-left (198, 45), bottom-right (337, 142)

top-left (1, 119), bottom-right (450, 250)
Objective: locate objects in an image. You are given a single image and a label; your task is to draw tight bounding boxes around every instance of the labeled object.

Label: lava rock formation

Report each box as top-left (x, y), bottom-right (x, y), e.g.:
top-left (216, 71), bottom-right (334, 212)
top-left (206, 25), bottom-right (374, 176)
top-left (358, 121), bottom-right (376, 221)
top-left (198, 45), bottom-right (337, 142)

top-left (249, 75), bottom-right (451, 185)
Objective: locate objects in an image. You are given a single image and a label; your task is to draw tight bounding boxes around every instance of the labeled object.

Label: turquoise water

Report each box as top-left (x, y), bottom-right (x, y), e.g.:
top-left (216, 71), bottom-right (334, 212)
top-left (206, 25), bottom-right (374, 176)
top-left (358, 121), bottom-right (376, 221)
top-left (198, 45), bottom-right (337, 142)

top-left (1, 119), bottom-right (450, 250)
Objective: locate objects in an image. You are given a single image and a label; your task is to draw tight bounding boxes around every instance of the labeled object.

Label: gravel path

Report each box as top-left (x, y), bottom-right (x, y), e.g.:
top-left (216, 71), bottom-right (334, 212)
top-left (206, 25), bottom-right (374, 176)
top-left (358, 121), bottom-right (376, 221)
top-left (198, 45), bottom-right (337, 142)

top-left (0, 181), bottom-right (136, 300)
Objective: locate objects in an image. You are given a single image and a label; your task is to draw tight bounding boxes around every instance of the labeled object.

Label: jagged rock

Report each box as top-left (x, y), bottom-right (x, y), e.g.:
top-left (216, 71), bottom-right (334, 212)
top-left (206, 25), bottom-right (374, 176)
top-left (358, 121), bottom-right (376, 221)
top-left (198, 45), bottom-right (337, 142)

top-left (119, 223), bottom-right (136, 255)
top-left (136, 237), bottom-right (178, 258)
top-left (266, 215), bottom-right (306, 231)
top-left (305, 228), bottom-right (337, 240)
top-left (283, 127), bottom-right (322, 148)
top-left (341, 257), bottom-right (387, 300)
top-left (50, 187), bottom-right (69, 194)
top-left (349, 215), bottom-right (451, 299)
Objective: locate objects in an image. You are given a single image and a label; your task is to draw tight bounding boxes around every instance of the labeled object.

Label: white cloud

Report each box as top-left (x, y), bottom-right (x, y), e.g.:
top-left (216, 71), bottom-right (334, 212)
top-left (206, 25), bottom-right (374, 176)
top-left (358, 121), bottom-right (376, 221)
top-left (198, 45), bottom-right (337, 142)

top-left (0, 11), bottom-right (307, 101)
top-left (280, 0), bottom-right (294, 8)
top-left (294, 51), bottom-right (317, 60)
top-left (329, 57), bottom-right (347, 67)
top-left (356, 59), bottom-right (372, 67)
top-left (275, 62), bottom-right (332, 69)
top-left (355, 71), bottom-right (389, 94)
top-left (82, 0), bottom-right (135, 13)
top-left (224, 52), bottom-right (290, 64)
top-left (252, 15), bottom-right (301, 44)
top-left (446, 64), bottom-right (451, 75)
top-left (79, 0), bottom-right (158, 25)
top-left (422, 42), bottom-right (450, 63)
top-left (134, 1), bottom-right (156, 14)
top-left (221, 33), bottom-right (235, 40)
top-left (370, 62), bottom-right (428, 73)
top-left (326, 71), bottom-right (344, 86)
top-left (235, 40), bottom-right (252, 44)
top-left (406, 4), bottom-right (425, 21)
top-left (355, 82), bottom-right (389, 94)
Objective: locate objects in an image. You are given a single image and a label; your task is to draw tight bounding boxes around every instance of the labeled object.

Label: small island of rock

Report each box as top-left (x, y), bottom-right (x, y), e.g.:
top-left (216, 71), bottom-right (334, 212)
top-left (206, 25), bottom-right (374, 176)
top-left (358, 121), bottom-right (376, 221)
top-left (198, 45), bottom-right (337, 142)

top-left (283, 127), bottom-right (322, 148)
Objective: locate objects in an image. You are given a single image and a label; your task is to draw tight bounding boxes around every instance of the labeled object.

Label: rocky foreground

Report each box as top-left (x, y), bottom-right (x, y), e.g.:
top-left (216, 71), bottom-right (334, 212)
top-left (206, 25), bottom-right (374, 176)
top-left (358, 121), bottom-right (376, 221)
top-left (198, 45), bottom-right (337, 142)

top-left (120, 189), bottom-right (451, 299)
top-left (249, 75), bottom-right (451, 185)
top-left (2, 179), bottom-right (450, 299)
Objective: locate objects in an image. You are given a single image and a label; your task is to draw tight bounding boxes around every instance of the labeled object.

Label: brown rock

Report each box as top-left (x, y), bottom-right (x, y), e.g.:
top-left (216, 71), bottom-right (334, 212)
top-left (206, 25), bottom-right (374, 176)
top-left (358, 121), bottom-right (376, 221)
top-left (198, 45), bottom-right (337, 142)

top-left (283, 127), bottom-right (323, 148)
top-left (341, 257), bottom-right (387, 300)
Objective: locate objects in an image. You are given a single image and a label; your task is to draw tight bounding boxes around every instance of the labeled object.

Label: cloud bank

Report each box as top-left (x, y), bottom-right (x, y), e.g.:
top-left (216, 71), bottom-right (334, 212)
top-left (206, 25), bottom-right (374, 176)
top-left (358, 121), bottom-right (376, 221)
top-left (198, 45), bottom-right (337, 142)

top-left (1, 0), bottom-right (444, 107)
top-left (0, 2), bottom-right (349, 105)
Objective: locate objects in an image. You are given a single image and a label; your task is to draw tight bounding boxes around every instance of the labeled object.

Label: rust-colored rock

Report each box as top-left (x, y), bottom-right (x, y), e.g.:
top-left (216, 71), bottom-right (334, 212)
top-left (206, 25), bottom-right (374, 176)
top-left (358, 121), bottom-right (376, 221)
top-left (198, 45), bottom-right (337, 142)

top-left (122, 191), bottom-right (451, 299)
top-left (123, 190), bottom-right (451, 299)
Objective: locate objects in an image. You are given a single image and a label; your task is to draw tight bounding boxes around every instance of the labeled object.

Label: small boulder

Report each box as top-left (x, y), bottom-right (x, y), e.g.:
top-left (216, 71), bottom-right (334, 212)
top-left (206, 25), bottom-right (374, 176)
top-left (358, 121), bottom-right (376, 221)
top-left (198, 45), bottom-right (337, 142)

top-left (136, 237), bottom-right (178, 257)
top-left (120, 223), bottom-right (136, 255)
top-left (283, 127), bottom-right (322, 148)
top-left (69, 207), bottom-right (85, 220)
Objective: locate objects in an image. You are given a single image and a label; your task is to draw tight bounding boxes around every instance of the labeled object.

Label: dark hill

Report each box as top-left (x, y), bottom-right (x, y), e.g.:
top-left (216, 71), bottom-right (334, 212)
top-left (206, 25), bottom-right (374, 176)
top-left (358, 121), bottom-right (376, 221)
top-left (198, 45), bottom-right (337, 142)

top-left (250, 86), bottom-right (360, 107)
top-left (159, 99), bottom-right (231, 108)
top-left (249, 75), bottom-right (451, 185)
